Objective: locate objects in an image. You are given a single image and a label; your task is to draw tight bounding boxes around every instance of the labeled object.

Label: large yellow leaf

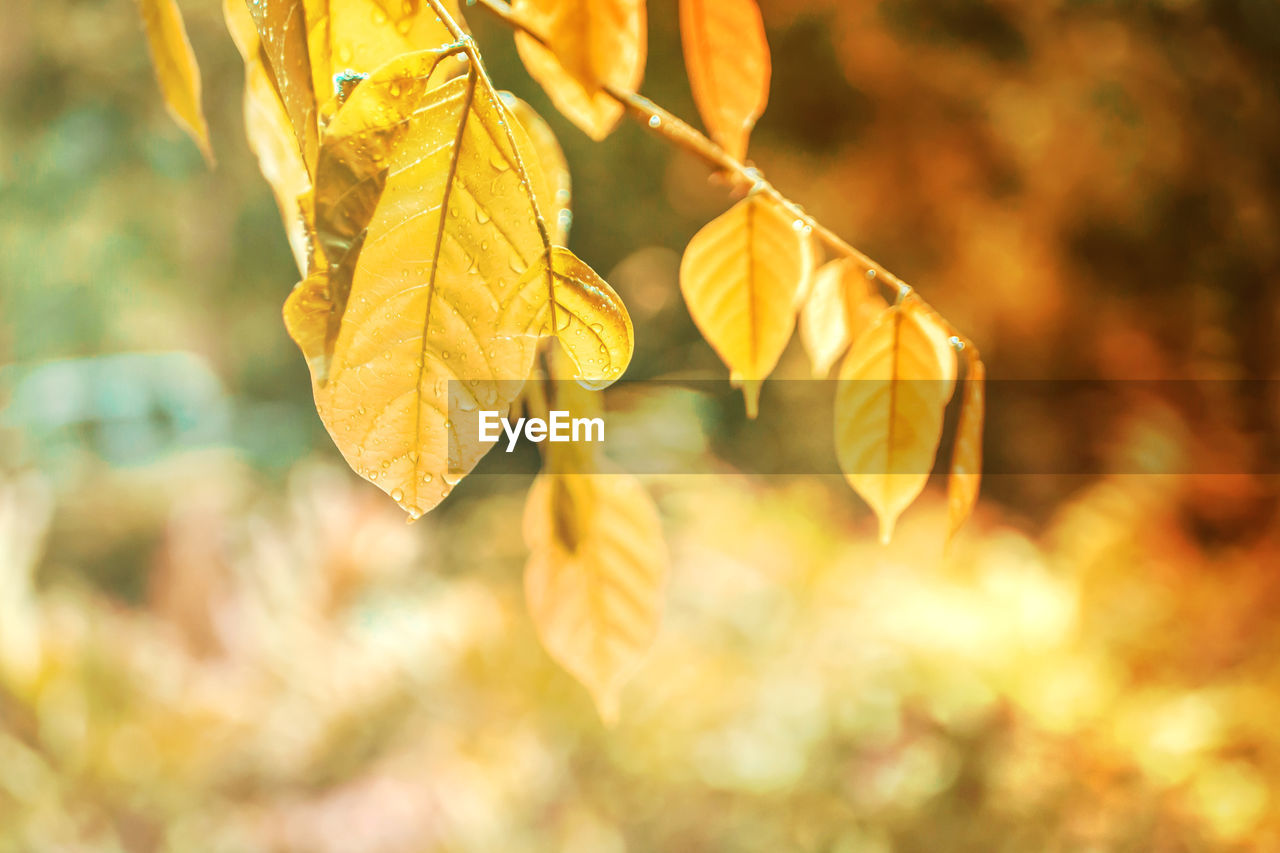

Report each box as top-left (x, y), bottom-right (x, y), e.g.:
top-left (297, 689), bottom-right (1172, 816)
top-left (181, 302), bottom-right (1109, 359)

top-left (799, 257), bottom-right (888, 378)
top-left (679, 0), bottom-right (770, 162)
top-left (524, 468), bottom-right (668, 724)
top-left (137, 0), bottom-right (214, 164)
top-left (502, 94), bottom-right (573, 244)
top-left (512, 0), bottom-right (647, 140)
top-left (947, 352), bottom-right (985, 542)
top-left (835, 302), bottom-right (957, 543)
top-left (284, 48), bottom-right (633, 518)
top-left (679, 195), bottom-right (814, 416)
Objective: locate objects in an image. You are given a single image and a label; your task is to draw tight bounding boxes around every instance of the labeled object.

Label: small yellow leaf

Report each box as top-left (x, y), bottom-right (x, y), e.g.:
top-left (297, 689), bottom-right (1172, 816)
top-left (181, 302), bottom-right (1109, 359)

top-left (302, 0), bottom-right (466, 126)
top-left (947, 352), bottom-right (985, 542)
top-left (512, 0), bottom-right (647, 140)
top-left (501, 94), bottom-right (573, 244)
top-left (799, 258), bottom-right (889, 378)
top-left (679, 0), bottom-right (770, 161)
top-left (242, 0), bottom-right (467, 175)
top-left (679, 195), bottom-right (814, 417)
top-left (245, 0), bottom-right (321, 171)
top-left (224, 0), bottom-right (313, 273)
top-left (285, 48), bottom-right (632, 517)
top-left (137, 0), bottom-right (214, 165)
top-left (835, 302), bottom-right (957, 543)
top-left (524, 469), bottom-right (668, 724)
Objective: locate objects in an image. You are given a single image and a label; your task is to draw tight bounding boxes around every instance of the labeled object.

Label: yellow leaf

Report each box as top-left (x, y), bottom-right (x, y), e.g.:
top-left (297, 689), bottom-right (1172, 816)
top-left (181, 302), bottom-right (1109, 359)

top-left (835, 301), bottom-right (957, 544)
top-left (512, 0), bottom-right (647, 140)
top-left (679, 0), bottom-right (770, 162)
top-left (245, 0), bottom-right (321, 171)
top-left (301, 0), bottom-right (467, 126)
top-left (284, 48), bottom-right (633, 518)
top-left (137, 0), bottom-right (214, 165)
top-left (524, 469), bottom-right (668, 724)
top-left (501, 94), bottom-right (573, 244)
top-left (224, 0), bottom-right (313, 273)
top-left (241, 0), bottom-right (466, 174)
top-left (947, 352), bottom-right (985, 542)
top-left (679, 195), bottom-right (814, 417)
top-left (799, 258), bottom-right (889, 378)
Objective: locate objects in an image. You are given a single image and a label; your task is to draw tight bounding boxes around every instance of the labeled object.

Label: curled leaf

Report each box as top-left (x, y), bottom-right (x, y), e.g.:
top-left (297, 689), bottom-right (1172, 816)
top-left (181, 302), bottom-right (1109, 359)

top-left (835, 302), bottom-right (957, 543)
top-left (224, 0), bottom-right (314, 273)
top-left (679, 195), bottom-right (814, 417)
top-left (137, 0), bottom-right (214, 164)
top-left (512, 0), bottom-right (647, 140)
top-left (239, 0), bottom-right (466, 177)
top-left (679, 0), bottom-right (770, 161)
top-left (947, 352), bottom-right (985, 542)
top-left (524, 469), bottom-right (668, 724)
top-left (284, 48), bottom-right (632, 518)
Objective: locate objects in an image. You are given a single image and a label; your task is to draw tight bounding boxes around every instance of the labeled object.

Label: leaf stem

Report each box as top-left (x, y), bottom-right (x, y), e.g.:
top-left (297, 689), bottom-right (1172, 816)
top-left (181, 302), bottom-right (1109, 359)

top-left (469, 0), bottom-right (963, 326)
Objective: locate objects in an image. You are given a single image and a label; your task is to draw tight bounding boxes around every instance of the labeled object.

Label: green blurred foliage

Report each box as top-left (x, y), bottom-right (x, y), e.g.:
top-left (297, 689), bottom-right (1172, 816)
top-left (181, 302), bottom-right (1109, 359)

top-left (2, 0), bottom-right (1279, 850)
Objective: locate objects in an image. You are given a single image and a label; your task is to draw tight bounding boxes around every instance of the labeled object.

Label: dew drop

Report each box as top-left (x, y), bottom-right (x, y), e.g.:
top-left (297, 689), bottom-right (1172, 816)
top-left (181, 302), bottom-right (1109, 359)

top-left (422, 473), bottom-right (433, 484)
top-left (648, 115), bottom-right (661, 128)
top-left (792, 219), bottom-right (806, 232)
top-left (949, 336), bottom-right (966, 351)
top-left (391, 488), bottom-right (404, 501)
top-left (866, 269), bottom-right (877, 280)
top-left (443, 470), bottom-right (464, 486)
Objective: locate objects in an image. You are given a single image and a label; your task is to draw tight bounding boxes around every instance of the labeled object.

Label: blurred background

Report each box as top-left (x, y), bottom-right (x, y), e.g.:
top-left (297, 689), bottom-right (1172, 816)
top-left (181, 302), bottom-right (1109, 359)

top-left (2, 0), bottom-right (1280, 849)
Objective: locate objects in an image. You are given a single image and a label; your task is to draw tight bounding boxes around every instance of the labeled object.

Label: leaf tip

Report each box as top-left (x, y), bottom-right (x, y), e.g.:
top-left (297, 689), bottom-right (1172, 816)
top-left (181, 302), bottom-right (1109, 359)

top-left (733, 374), bottom-right (763, 419)
top-left (592, 687), bottom-right (622, 727)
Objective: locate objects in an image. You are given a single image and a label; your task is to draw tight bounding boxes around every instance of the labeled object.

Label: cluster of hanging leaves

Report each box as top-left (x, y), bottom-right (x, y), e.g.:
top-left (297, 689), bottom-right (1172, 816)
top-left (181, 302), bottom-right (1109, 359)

top-left (659, 0), bottom-right (985, 545)
top-left (135, 0), bottom-right (984, 720)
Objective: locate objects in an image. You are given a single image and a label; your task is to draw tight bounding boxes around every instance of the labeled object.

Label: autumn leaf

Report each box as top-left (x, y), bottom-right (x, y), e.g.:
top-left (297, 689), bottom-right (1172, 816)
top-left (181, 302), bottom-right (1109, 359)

top-left (284, 47), bottom-right (633, 518)
top-left (245, 0), bottom-right (321, 171)
top-left (224, 0), bottom-right (312, 272)
top-left (524, 468), bottom-right (668, 724)
top-left (137, 0), bottom-right (214, 165)
top-left (679, 195), bottom-right (814, 417)
top-left (835, 301), bottom-right (957, 543)
top-left (799, 258), bottom-right (889, 378)
top-left (239, 0), bottom-right (466, 176)
top-left (679, 0), bottom-right (770, 162)
top-left (512, 0), bottom-right (647, 140)
top-left (947, 351), bottom-right (985, 542)
top-left (502, 94), bottom-right (573, 244)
